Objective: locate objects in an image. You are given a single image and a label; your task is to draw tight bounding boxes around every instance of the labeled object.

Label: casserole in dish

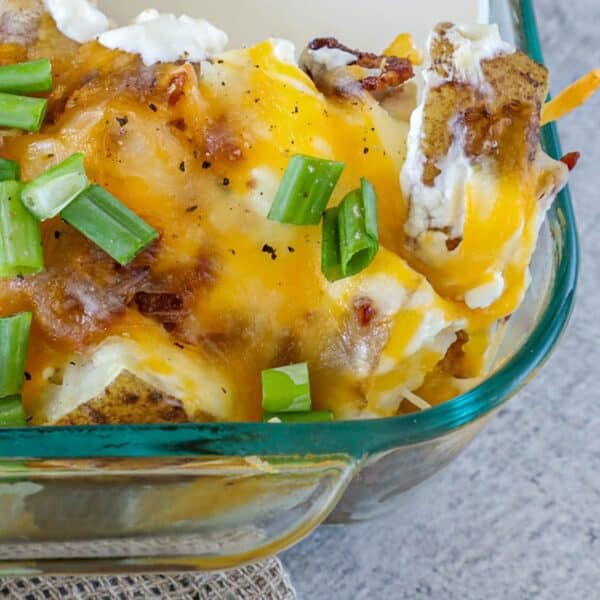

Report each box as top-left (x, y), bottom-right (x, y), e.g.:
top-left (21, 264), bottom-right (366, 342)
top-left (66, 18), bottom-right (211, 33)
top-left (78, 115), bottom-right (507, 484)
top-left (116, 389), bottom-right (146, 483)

top-left (0, 0), bottom-right (585, 573)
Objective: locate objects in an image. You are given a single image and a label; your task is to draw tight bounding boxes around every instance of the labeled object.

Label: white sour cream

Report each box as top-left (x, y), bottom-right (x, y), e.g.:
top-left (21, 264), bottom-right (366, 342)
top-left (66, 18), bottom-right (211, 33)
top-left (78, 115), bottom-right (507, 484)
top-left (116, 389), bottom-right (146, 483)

top-left (98, 9), bottom-right (228, 66)
top-left (43, 0), bottom-right (109, 43)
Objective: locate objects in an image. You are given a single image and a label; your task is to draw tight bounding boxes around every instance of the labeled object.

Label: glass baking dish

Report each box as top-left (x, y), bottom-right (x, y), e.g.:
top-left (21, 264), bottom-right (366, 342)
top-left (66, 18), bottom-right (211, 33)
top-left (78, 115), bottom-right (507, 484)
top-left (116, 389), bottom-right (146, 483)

top-left (0, 0), bottom-right (578, 575)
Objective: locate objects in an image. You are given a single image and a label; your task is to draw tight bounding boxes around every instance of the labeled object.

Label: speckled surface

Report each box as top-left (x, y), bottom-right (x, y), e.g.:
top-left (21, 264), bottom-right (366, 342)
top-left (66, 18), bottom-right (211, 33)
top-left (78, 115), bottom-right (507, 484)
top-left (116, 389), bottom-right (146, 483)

top-left (281, 1), bottom-right (600, 597)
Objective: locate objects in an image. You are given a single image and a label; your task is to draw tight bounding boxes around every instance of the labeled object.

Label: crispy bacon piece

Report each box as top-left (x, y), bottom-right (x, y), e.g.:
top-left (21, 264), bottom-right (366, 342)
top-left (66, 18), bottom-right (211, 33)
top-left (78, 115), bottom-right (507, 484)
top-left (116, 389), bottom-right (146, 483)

top-left (166, 70), bottom-right (187, 106)
top-left (128, 254), bottom-right (220, 333)
top-left (301, 37), bottom-right (414, 97)
top-left (560, 151), bottom-right (580, 171)
top-left (203, 118), bottom-right (243, 161)
top-left (29, 244), bottom-right (152, 347)
top-left (0, 0), bottom-right (43, 46)
top-left (354, 298), bottom-right (376, 328)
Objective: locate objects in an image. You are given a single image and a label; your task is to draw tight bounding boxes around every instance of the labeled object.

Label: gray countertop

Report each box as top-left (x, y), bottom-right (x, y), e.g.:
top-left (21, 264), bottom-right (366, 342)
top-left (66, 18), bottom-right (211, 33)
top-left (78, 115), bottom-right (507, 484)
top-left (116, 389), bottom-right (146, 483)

top-left (281, 1), bottom-right (600, 597)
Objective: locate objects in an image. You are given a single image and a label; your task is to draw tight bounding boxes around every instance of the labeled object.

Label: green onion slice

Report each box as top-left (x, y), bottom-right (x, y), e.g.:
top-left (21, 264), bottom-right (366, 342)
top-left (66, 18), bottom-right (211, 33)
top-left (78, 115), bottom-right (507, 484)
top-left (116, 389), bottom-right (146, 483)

top-left (338, 177), bottom-right (379, 277)
top-left (0, 396), bottom-right (27, 428)
top-left (61, 184), bottom-right (158, 266)
top-left (0, 92), bottom-right (47, 132)
top-left (322, 177), bottom-right (379, 281)
top-left (0, 158), bottom-right (20, 182)
top-left (0, 181), bottom-right (44, 277)
top-left (263, 410), bottom-right (334, 423)
top-left (261, 362), bottom-right (312, 413)
top-left (0, 59), bottom-right (52, 94)
top-left (0, 312), bottom-right (32, 398)
top-left (22, 153), bottom-right (88, 220)
top-left (268, 154), bottom-right (344, 225)
top-left (321, 206), bottom-right (343, 282)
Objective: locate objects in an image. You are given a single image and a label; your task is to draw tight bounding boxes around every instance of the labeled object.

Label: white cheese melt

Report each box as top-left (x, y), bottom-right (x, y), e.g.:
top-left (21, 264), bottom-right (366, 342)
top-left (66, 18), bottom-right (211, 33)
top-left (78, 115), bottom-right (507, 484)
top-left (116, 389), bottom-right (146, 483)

top-left (98, 9), bottom-right (228, 66)
top-left (43, 0), bottom-right (109, 43)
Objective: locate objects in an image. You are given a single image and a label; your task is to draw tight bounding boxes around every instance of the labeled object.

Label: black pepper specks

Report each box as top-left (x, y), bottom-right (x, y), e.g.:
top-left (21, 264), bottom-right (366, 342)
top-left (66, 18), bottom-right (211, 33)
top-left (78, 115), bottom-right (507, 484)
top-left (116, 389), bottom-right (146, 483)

top-left (262, 244), bottom-right (277, 260)
top-left (116, 116), bottom-right (128, 127)
top-left (363, 147), bottom-right (369, 154)
top-left (288, 246), bottom-right (295, 253)
top-left (148, 103), bottom-right (158, 112)
top-left (179, 161), bottom-right (186, 172)
top-left (202, 160), bottom-right (212, 169)
top-left (186, 205), bottom-right (198, 213)
top-left (24, 371), bottom-right (31, 381)
top-left (222, 177), bottom-right (230, 186)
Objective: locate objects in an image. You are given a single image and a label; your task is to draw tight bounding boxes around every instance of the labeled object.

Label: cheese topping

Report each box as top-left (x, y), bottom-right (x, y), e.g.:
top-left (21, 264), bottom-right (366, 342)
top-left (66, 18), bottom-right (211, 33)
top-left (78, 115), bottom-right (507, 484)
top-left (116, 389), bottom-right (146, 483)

top-left (0, 14), bottom-right (582, 423)
top-left (541, 69), bottom-right (600, 125)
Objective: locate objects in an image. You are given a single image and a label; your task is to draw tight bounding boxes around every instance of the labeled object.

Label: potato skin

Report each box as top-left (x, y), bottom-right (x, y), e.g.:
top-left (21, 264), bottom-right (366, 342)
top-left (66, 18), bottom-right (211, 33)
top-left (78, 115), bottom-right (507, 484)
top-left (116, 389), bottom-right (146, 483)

top-left (55, 371), bottom-right (190, 425)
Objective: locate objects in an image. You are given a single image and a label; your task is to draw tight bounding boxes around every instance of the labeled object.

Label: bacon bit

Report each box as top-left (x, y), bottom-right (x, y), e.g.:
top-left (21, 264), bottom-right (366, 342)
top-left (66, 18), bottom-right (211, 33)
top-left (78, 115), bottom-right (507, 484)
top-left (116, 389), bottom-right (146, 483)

top-left (203, 119), bottom-right (243, 162)
top-left (560, 151), bottom-right (580, 171)
top-left (305, 37), bottom-right (414, 95)
top-left (28, 246), bottom-right (153, 347)
top-left (169, 118), bottom-right (186, 131)
top-left (440, 329), bottom-right (469, 377)
top-left (355, 299), bottom-right (376, 327)
top-left (130, 254), bottom-right (220, 331)
top-left (134, 291), bottom-right (184, 315)
top-left (446, 237), bottom-right (462, 251)
top-left (167, 71), bottom-right (187, 106)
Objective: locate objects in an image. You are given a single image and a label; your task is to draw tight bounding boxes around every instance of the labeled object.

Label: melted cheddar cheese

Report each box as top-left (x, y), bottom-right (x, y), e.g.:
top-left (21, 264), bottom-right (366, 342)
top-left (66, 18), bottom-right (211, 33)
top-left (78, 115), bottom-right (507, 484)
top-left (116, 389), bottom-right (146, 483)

top-left (0, 14), bottom-right (590, 424)
top-left (0, 30), bottom-right (463, 422)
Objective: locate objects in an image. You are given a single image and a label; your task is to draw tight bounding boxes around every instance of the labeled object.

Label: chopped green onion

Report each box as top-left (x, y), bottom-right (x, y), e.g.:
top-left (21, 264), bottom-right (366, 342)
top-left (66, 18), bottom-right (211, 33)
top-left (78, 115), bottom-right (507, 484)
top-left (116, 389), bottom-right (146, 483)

top-left (268, 154), bottom-right (344, 225)
top-left (321, 206), bottom-right (342, 282)
top-left (0, 92), bottom-right (46, 132)
top-left (61, 184), bottom-right (158, 266)
top-left (322, 177), bottom-right (379, 281)
top-left (21, 153), bottom-right (88, 220)
top-left (0, 158), bottom-right (20, 182)
top-left (338, 178), bottom-right (379, 277)
top-left (263, 410), bottom-right (334, 423)
top-left (0, 181), bottom-right (44, 277)
top-left (0, 312), bottom-right (32, 398)
top-left (261, 362), bottom-right (311, 413)
top-left (0, 59), bottom-right (52, 94)
top-left (0, 396), bottom-right (26, 428)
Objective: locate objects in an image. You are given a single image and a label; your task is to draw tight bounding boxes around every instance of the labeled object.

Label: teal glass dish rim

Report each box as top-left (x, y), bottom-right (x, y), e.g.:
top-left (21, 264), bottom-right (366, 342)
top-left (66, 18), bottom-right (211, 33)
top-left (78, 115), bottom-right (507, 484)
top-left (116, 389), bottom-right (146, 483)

top-left (0, 0), bottom-right (578, 461)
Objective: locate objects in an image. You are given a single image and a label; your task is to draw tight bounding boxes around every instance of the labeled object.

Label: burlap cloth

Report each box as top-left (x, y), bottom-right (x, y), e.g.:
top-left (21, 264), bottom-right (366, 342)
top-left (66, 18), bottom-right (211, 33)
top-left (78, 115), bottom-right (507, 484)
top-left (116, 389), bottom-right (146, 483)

top-left (0, 558), bottom-right (296, 599)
